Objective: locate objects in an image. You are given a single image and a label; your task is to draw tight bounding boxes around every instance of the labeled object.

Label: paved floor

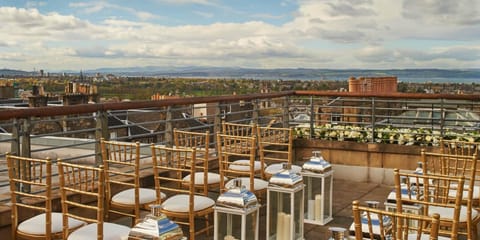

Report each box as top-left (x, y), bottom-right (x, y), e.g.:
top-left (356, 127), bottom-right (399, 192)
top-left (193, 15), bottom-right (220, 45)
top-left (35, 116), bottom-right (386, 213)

top-left (303, 179), bottom-right (392, 240)
top-left (159, 179), bottom-right (393, 240)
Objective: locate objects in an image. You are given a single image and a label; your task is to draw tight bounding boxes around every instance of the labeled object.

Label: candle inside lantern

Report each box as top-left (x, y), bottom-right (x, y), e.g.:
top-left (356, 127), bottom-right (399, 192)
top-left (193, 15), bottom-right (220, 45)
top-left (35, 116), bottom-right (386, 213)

top-left (276, 212), bottom-right (285, 240)
top-left (224, 235), bottom-right (238, 240)
top-left (308, 200), bottom-right (315, 220)
top-left (283, 213), bottom-right (291, 239)
top-left (315, 194), bottom-right (322, 221)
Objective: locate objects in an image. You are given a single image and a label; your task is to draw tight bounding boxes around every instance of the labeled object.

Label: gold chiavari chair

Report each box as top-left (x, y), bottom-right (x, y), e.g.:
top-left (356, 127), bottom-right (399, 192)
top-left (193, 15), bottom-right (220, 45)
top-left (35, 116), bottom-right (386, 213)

top-left (421, 150), bottom-right (480, 240)
top-left (7, 154), bottom-right (85, 240)
top-left (440, 139), bottom-right (480, 206)
top-left (257, 126), bottom-right (300, 179)
top-left (151, 145), bottom-right (215, 240)
top-left (352, 200), bottom-right (441, 240)
top-left (222, 122), bottom-right (257, 137)
top-left (440, 139), bottom-right (479, 157)
top-left (394, 168), bottom-right (465, 239)
top-left (216, 133), bottom-right (268, 201)
top-left (221, 122), bottom-right (264, 178)
top-left (101, 139), bottom-right (158, 226)
top-left (58, 160), bottom-right (130, 240)
top-left (174, 129), bottom-right (224, 194)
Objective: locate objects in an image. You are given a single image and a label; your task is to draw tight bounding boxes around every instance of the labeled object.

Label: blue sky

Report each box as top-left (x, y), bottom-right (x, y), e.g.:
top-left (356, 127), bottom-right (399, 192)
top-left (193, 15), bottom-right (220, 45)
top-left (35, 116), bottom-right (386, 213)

top-left (0, 0), bottom-right (479, 71)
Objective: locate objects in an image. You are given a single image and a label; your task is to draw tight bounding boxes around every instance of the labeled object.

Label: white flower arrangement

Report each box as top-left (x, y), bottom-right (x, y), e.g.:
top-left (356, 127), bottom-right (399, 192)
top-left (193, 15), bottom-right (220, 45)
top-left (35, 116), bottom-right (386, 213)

top-left (294, 125), bottom-right (480, 146)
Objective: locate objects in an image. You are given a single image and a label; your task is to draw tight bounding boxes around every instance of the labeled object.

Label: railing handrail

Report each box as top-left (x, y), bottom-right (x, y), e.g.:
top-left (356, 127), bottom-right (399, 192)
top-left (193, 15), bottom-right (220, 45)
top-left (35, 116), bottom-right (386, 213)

top-left (4, 90), bottom-right (480, 121)
top-left (294, 90), bottom-right (480, 101)
top-left (0, 91), bottom-right (296, 120)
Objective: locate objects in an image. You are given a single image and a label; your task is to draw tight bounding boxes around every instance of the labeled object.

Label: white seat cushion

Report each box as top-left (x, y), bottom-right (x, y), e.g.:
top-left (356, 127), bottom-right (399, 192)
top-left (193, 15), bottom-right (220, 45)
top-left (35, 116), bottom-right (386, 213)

top-left (112, 188), bottom-right (163, 205)
top-left (225, 177), bottom-right (268, 192)
top-left (183, 172), bottom-right (227, 185)
top-left (265, 164), bottom-right (302, 175)
top-left (229, 160), bottom-right (263, 172)
top-left (449, 185), bottom-right (480, 200)
top-left (162, 194), bottom-right (215, 213)
top-left (17, 212), bottom-right (85, 235)
top-left (349, 217), bottom-right (450, 240)
top-left (348, 213), bottom-right (389, 236)
top-left (408, 235), bottom-right (450, 240)
top-left (429, 205), bottom-right (479, 222)
top-left (67, 222), bottom-right (130, 240)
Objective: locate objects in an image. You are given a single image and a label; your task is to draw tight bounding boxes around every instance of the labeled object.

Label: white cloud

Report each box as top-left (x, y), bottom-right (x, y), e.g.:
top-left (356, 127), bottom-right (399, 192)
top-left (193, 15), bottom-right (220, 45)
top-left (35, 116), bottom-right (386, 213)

top-left (154, 0), bottom-right (219, 6)
top-left (0, 0), bottom-right (479, 70)
top-left (69, 1), bottom-right (157, 21)
top-left (26, 1), bottom-right (46, 9)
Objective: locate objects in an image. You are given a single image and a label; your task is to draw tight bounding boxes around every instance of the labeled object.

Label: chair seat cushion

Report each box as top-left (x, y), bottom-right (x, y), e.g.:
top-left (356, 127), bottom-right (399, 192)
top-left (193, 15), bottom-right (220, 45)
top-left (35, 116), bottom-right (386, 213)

top-left (229, 160), bottom-right (263, 172)
top-left (17, 212), bottom-right (85, 235)
top-left (183, 172), bottom-right (227, 185)
top-left (225, 177), bottom-right (268, 192)
top-left (348, 216), bottom-right (450, 240)
top-left (265, 164), bottom-right (302, 175)
top-left (112, 188), bottom-right (163, 205)
top-left (429, 205), bottom-right (479, 222)
top-left (67, 222), bottom-right (130, 240)
top-left (449, 185), bottom-right (480, 200)
top-left (162, 194), bottom-right (215, 213)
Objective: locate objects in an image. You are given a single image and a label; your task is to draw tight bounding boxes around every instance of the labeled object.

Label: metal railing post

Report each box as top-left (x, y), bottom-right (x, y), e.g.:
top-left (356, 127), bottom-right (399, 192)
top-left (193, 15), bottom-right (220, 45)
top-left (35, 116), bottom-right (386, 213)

top-left (214, 102), bottom-right (222, 135)
top-left (371, 97), bottom-right (376, 143)
top-left (309, 96), bottom-right (314, 138)
top-left (10, 118), bottom-right (20, 156)
top-left (21, 118), bottom-right (31, 158)
top-left (440, 98), bottom-right (445, 136)
top-left (252, 99), bottom-right (259, 125)
top-left (20, 118), bottom-right (31, 193)
top-left (165, 106), bottom-right (173, 147)
top-left (283, 96), bottom-right (290, 128)
top-left (95, 110), bottom-right (109, 166)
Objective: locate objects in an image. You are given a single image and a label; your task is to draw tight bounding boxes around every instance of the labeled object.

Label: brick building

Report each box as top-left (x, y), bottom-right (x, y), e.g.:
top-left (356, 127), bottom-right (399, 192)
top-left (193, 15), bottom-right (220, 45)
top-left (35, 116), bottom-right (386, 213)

top-left (348, 76), bottom-right (397, 93)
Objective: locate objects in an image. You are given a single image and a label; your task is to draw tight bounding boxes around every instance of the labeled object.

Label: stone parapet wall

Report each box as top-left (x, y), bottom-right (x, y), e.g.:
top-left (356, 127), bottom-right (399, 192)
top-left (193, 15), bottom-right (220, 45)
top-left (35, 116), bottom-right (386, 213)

top-left (293, 139), bottom-right (439, 184)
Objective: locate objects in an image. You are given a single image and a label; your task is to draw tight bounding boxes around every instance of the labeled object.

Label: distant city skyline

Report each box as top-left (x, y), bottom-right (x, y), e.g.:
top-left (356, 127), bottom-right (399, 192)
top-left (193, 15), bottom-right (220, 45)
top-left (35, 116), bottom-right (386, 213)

top-left (0, 0), bottom-right (479, 72)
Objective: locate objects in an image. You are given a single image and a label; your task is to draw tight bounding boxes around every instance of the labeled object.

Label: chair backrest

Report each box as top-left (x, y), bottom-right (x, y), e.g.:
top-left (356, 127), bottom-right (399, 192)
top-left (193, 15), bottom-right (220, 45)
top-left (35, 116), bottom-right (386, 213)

top-left (421, 149), bottom-right (477, 204)
top-left (173, 129), bottom-right (210, 195)
top-left (393, 168), bottom-right (464, 239)
top-left (257, 126), bottom-right (293, 167)
top-left (216, 133), bottom-right (257, 193)
top-left (7, 154), bottom-right (53, 240)
top-left (100, 139), bottom-right (142, 222)
top-left (57, 160), bottom-right (104, 240)
top-left (440, 139), bottom-right (480, 157)
top-left (222, 122), bottom-right (257, 137)
top-left (151, 145), bottom-right (196, 205)
top-left (352, 200), bottom-right (440, 240)
top-left (439, 139), bottom-right (480, 184)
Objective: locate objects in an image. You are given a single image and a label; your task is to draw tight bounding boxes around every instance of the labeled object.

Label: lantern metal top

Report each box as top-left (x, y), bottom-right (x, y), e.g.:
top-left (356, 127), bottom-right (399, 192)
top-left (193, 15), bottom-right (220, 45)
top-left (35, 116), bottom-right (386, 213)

top-left (217, 179), bottom-right (258, 209)
top-left (328, 227), bottom-right (346, 240)
top-left (302, 150), bottom-right (331, 173)
top-left (269, 163), bottom-right (303, 187)
top-left (365, 200), bottom-right (380, 208)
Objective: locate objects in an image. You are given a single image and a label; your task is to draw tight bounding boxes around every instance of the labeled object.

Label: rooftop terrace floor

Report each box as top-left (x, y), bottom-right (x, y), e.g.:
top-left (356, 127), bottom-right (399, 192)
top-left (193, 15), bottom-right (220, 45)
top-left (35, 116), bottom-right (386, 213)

top-left (122, 179), bottom-right (393, 240)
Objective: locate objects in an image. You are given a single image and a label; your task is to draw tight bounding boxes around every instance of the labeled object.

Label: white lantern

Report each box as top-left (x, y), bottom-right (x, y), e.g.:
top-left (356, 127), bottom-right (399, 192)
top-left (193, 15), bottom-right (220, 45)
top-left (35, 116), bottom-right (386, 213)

top-left (266, 164), bottom-right (305, 240)
top-left (301, 150), bottom-right (334, 225)
top-left (214, 179), bottom-right (260, 240)
top-left (328, 227), bottom-right (348, 240)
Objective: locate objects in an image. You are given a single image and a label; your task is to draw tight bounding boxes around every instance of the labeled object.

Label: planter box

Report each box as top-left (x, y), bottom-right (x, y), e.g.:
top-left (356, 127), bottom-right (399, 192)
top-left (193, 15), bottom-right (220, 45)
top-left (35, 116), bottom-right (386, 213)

top-left (293, 139), bottom-right (439, 171)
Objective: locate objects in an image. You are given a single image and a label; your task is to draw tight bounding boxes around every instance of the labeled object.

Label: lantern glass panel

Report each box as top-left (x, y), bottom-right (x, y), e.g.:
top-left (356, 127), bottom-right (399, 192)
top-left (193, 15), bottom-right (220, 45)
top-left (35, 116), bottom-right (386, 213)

top-left (293, 188), bottom-right (304, 238)
top-left (267, 187), bottom-right (304, 240)
top-left (303, 172), bottom-right (333, 224)
top-left (215, 208), bottom-right (258, 240)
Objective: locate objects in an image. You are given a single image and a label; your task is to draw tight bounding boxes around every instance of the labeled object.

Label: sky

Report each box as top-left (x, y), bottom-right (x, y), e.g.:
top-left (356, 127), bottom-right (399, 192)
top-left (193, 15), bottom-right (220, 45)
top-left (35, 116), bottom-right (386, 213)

top-left (0, 0), bottom-right (479, 72)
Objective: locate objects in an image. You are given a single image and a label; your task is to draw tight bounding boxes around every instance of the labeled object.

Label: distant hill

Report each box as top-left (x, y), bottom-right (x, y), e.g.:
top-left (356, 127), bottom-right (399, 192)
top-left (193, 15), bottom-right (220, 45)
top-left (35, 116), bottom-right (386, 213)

top-left (85, 67), bottom-right (480, 83)
top-left (2, 67), bottom-right (479, 83)
top-left (0, 68), bottom-right (34, 77)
